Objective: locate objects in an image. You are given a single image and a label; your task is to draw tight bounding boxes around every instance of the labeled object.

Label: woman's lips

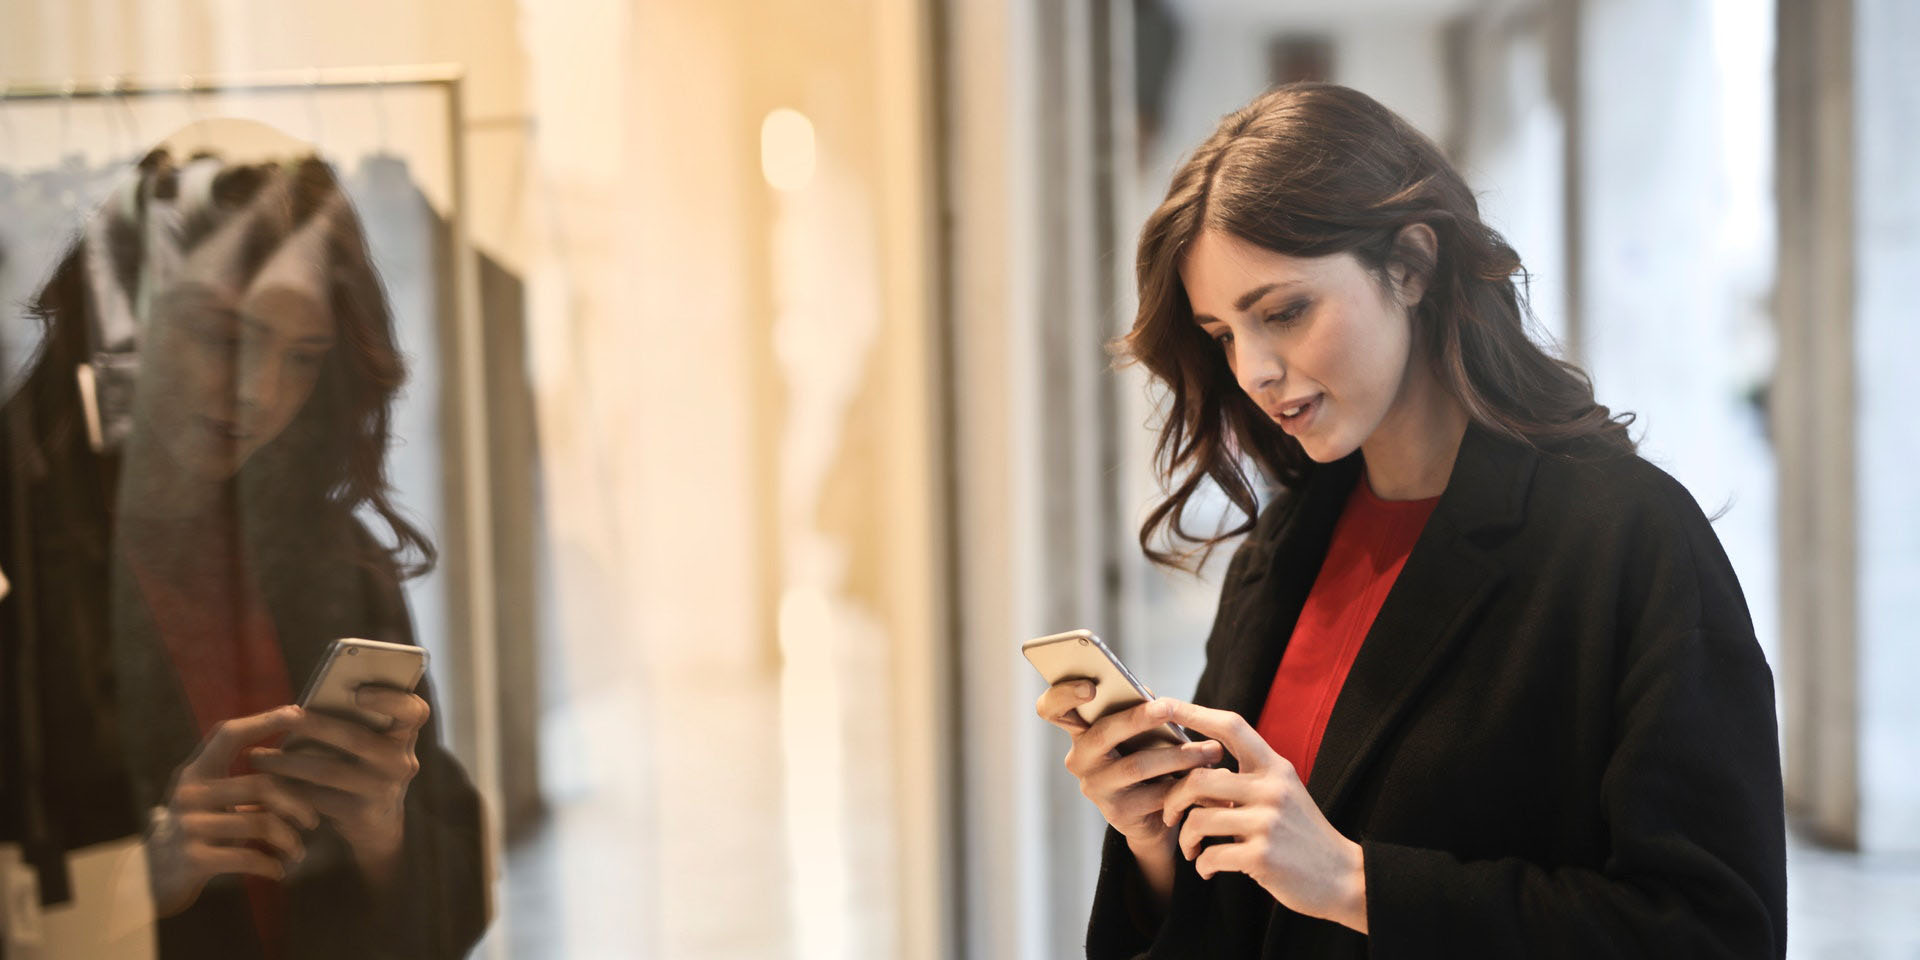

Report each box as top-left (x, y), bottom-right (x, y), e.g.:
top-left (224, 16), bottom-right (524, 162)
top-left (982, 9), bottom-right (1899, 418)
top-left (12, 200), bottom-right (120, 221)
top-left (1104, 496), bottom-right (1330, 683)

top-left (1272, 395), bottom-right (1321, 435)
top-left (199, 416), bottom-right (251, 442)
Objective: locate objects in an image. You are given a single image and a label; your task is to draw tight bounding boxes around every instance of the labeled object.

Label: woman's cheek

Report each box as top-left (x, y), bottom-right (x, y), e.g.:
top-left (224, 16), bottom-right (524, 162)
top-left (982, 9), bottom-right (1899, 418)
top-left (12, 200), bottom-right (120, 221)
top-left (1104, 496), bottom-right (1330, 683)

top-left (182, 338), bottom-right (240, 404)
top-left (140, 336), bottom-right (210, 422)
top-left (250, 366), bottom-right (324, 451)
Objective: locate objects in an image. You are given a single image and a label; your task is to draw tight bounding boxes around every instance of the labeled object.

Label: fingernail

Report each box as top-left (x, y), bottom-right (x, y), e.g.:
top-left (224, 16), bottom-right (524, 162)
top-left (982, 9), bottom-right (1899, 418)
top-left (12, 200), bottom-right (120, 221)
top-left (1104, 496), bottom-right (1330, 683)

top-left (1074, 681), bottom-right (1094, 699)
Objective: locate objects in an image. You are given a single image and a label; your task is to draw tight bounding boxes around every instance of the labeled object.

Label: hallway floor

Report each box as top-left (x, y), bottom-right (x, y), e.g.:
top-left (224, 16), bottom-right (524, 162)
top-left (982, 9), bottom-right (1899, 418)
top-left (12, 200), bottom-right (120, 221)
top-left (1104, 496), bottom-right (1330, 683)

top-left (496, 815), bottom-right (1920, 958)
top-left (1787, 826), bottom-right (1920, 959)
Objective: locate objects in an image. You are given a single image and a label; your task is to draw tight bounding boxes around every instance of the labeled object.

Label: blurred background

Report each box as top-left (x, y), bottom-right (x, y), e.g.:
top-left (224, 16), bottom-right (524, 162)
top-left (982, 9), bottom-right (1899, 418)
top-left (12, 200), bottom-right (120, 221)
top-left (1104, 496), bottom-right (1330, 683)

top-left (0, 0), bottom-right (1915, 957)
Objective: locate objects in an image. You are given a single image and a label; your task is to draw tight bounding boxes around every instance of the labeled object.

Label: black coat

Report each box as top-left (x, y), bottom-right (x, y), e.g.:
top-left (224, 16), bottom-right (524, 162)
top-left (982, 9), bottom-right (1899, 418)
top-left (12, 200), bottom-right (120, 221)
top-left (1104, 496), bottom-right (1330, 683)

top-left (1086, 424), bottom-right (1787, 959)
top-left (1, 394), bottom-right (489, 959)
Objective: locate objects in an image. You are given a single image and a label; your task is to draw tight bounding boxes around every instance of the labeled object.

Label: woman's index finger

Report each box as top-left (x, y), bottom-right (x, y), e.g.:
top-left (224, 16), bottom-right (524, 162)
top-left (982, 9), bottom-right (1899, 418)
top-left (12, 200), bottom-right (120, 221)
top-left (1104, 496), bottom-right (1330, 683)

top-left (191, 706), bottom-right (301, 778)
top-left (1036, 679), bottom-right (1096, 722)
top-left (1159, 700), bottom-right (1270, 769)
top-left (1081, 697), bottom-right (1178, 757)
top-left (355, 685), bottom-right (429, 733)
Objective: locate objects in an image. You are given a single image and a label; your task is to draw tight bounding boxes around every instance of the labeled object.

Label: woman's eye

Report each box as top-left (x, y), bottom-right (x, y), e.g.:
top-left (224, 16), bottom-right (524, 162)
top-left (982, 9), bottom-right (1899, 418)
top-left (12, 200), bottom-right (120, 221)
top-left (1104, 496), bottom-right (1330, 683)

top-left (292, 352), bottom-right (326, 370)
top-left (1266, 302), bottom-right (1309, 326)
top-left (1212, 330), bottom-right (1234, 348)
top-left (187, 319), bottom-right (239, 346)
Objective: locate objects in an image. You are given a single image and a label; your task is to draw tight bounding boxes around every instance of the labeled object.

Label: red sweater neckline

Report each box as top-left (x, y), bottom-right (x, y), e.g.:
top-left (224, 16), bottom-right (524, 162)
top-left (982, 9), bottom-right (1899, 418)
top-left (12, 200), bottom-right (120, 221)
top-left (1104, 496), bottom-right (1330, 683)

top-left (1253, 470), bottom-right (1440, 784)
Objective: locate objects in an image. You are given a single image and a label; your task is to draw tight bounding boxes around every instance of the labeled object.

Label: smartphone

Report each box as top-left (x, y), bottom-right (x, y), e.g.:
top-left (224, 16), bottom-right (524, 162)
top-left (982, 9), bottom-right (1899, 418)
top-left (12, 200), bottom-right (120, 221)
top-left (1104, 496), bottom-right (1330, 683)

top-left (1022, 629), bottom-right (1190, 754)
top-left (293, 637), bottom-right (427, 733)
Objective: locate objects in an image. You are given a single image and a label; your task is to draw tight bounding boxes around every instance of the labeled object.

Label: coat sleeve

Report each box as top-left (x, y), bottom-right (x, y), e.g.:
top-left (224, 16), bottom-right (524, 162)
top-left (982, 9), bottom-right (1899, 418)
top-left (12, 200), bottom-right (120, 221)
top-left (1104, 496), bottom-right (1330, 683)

top-left (376, 678), bottom-right (491, 958)
top-left (356, 564), bottom-right (491, 959)
top-left (283, 554), bottom-right (491, 960)
top-left (1084, 533), bottom-right (1272, 960)
top-left (1084, 825), bottom-right (1161, 959)
top-left (1362, 621), bottom-right (1787, 959)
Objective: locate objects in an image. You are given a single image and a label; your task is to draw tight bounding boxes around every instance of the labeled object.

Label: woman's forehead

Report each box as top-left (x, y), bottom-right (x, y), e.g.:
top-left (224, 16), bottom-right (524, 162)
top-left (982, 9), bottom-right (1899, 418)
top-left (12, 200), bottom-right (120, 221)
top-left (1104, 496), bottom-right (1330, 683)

top-left (1181, 230), bottom-right (1340, 313)
top-left (233, 210), bottom-right (337, 337)
top-left (240, 280), bottom-right (335, 339)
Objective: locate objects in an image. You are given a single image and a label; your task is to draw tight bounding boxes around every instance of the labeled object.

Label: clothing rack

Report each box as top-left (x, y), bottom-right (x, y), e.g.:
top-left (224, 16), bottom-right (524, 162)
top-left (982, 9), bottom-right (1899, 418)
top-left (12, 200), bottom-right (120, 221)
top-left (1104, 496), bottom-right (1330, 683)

top-left (0, 64), bottom-right (504, 907)
top-left (0, 64), bottom-right (465, 101)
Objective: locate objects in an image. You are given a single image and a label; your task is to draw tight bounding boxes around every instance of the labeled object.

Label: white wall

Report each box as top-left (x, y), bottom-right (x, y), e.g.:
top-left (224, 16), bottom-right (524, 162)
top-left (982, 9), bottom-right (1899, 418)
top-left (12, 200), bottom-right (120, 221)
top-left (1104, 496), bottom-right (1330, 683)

top-left (1853, 0), bottom-right (1920, 854)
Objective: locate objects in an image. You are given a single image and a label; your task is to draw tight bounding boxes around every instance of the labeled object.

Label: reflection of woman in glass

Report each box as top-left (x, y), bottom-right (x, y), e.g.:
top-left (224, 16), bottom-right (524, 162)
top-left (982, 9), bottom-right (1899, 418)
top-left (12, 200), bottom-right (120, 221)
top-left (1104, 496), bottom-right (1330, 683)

top-left (1038, 84), bottom-right (1785, 957)
top-left (1, 128), bottom-right (487, 957)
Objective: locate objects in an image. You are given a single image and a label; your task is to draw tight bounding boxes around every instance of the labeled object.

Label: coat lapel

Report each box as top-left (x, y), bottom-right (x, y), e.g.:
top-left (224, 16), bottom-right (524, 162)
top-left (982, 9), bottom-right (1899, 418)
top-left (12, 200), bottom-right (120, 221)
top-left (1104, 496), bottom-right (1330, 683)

top-left (1304, 425), bottom-right (1536, 817)
top-left (1212, 453), bottom-right (1362, 733)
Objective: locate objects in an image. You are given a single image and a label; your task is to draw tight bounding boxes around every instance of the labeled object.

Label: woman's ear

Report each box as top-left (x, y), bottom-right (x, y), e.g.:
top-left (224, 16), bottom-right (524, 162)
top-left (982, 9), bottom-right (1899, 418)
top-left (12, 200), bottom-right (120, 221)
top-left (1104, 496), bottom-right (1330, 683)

top-left (1387, 223), bottom-right (1438, 307)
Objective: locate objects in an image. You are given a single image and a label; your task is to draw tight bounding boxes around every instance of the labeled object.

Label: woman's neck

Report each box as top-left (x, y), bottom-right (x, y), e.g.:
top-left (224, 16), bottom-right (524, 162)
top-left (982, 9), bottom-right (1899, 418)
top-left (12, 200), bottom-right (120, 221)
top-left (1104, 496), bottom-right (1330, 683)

top-left (1359, 358), bottom-right (1469, 501)
top-left (118, 430), bottom-right (227, 521)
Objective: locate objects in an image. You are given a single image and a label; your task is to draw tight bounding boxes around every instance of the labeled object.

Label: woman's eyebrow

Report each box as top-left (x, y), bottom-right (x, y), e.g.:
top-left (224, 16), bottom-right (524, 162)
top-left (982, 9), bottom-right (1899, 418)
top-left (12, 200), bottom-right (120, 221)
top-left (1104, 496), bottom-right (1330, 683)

top-left (170, 280), bottom-right (239, 310)
top-left (1192, 279), bottom-right (1305, 324)
top-left (238, 314), bottom-right (337, 347)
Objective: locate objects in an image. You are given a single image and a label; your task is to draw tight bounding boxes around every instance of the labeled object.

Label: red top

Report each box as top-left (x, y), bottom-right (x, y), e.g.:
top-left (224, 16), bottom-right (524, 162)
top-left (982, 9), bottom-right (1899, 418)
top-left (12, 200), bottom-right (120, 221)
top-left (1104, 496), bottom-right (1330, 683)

top-left (123, 526), bottom-right (292, 959)
top-left (1254, 472), bottom-right (1440, 785)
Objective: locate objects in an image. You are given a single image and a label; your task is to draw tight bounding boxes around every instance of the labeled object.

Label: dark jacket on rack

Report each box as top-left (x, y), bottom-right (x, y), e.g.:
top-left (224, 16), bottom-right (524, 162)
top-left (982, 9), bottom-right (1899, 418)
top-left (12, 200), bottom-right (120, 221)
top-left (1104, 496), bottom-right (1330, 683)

top-left (1085, 424), bottom-right (1787, 959)
top-left (1, 293), bottom-right (489, 960)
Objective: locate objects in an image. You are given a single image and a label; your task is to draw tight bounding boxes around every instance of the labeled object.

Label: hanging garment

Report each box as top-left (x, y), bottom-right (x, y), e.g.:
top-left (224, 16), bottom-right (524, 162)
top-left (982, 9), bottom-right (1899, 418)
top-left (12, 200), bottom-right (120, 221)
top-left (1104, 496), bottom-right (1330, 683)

top-left (0, 155), bottom-right (136, 403)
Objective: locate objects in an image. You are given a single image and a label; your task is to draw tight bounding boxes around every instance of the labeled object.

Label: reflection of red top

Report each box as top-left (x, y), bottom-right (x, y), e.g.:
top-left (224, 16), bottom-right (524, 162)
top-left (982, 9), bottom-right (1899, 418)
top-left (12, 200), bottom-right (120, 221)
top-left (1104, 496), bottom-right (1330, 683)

top-left (1255, 472), bottom-right (1439, 785)
top-left (123, 530), bottom-right (292, 959)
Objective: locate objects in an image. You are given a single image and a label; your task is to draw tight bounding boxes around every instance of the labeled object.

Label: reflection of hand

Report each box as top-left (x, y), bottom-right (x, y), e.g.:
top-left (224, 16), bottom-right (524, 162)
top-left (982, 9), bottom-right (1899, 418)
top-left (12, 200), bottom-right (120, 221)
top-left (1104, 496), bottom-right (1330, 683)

top-left (1157, 700), bottom-right (1369, 934)
top-left (147, 706), bottom-right (319, 917)
top-left (248, 687), bottom-right (429, 889)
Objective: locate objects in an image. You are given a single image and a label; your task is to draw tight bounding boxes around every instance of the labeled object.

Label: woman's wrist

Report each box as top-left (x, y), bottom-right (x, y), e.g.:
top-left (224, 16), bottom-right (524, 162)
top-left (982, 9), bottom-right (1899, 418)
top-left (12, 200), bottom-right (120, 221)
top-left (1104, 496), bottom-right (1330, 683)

top-left (1125, 828), bottom-right (1179, 924)
top-left (345, 816), bottom-right (406, 893)
top-left (1328, 838), bottom-right (1369, 934)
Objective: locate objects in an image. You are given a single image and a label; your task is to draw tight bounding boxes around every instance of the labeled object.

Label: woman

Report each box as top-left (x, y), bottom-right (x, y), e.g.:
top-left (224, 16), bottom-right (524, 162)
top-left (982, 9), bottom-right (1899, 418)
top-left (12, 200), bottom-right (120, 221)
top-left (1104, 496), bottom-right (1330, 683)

top-left (1037, 83), bottom-right (1785, 958)
top-left (0, 127), bottom-right (487, 958)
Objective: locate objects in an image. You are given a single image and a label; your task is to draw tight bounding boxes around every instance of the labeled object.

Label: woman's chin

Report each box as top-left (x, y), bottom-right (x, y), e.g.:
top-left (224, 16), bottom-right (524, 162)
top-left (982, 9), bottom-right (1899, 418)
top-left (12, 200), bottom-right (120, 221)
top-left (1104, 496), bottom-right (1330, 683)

top-left (155, 433), bottom-right (246, 484)
top-left (1292, 430), bottom-right (1357, 465)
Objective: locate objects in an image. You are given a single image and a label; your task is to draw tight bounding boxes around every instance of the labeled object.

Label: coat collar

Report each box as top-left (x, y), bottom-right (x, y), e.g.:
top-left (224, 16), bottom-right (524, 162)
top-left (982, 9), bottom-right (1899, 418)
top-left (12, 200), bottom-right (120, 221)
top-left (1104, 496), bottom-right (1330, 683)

top-left (1431, 422), bottom-right (1537, 540)
top-left (1217, 423), bottom-right (1539, 817)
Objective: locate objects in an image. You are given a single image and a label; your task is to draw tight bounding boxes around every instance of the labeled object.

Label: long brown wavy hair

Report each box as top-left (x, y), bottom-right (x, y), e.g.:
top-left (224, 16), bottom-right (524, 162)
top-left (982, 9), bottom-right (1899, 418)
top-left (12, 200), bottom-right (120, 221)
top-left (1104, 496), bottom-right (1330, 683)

top-left (1122, 82), bottom-right (1633, 569)
top-left (13, 148), bottom-right (435, 581)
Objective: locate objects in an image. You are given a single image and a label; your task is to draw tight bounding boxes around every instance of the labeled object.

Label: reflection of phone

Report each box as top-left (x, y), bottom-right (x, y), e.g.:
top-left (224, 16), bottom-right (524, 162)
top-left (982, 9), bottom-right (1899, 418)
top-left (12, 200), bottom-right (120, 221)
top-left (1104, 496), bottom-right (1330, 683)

top-left (1023, 629), bottom-right (1190, 754)
top-left (294, 638), bottom-right (427, 731)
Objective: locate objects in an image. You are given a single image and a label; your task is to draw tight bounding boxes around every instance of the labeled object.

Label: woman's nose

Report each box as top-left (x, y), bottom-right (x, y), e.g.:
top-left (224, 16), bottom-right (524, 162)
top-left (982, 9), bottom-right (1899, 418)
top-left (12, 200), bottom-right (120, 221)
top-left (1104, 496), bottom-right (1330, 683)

top-left (238, 351), bottom-right (280, 413)
top-left (1236, 344), bottom-right (1284, 397)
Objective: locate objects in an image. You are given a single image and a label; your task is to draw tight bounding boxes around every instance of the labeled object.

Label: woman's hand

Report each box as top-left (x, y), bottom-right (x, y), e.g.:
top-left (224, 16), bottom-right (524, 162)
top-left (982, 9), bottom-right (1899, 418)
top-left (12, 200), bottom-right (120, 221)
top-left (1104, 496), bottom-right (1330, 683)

top-left (1158, 700), bottom-right (1369, 934)
top-left (148, 706), bottom-right (320, 917)
top-left (247, 687), bottom-right (429, 890)
top-left (1036, 683), bottom-right (1224, 847)
top-left (1038, 684), bottom-right (1224, 917)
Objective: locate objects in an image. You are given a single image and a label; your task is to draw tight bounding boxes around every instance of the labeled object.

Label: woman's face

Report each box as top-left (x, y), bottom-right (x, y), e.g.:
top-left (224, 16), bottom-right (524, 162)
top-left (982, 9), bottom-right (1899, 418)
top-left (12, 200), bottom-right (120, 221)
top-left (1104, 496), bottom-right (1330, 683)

top-left (138, 234), bottom-right (338, 482)
top-left (1179, 228), bottom-right (1421, 464)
